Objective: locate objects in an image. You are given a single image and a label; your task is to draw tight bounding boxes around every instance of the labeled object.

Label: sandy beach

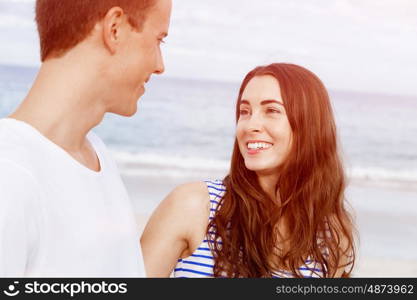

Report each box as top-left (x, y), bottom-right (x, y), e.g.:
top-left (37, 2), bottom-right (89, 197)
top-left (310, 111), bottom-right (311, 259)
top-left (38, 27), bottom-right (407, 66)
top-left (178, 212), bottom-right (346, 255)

top-left (122, 173), bottom-right (417, 277)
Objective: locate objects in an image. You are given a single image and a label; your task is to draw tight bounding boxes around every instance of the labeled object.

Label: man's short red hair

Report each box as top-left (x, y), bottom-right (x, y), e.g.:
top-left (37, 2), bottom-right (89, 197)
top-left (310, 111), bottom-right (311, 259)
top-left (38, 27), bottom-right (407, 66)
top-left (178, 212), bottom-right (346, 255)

top-left (35, 0), bottom-right (156, 61)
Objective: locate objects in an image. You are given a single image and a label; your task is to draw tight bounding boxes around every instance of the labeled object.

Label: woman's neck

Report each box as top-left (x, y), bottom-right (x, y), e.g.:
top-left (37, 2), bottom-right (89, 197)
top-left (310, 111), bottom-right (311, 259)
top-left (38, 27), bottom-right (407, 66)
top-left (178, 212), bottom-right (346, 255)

top-left (256, 172), bottom-right (280, 203)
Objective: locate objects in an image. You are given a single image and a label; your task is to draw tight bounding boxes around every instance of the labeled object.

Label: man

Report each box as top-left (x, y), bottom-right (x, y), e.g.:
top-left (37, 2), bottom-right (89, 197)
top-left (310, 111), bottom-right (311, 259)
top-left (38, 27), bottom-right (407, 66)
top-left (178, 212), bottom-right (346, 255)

top-left (0, 0), bottom-right (172, 277)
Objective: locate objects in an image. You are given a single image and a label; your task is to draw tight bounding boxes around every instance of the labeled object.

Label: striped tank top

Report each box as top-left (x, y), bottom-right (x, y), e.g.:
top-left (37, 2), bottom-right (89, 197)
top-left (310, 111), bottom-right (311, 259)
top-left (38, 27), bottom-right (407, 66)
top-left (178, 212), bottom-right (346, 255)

top-left (173, 180), bottom-right (327, 278)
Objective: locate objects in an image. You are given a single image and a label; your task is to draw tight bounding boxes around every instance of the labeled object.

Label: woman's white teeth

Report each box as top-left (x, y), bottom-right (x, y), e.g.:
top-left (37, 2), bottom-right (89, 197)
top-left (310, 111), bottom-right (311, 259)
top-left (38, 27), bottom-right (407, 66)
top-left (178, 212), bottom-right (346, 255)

top-left (247, 142), bottom-right (272, 150)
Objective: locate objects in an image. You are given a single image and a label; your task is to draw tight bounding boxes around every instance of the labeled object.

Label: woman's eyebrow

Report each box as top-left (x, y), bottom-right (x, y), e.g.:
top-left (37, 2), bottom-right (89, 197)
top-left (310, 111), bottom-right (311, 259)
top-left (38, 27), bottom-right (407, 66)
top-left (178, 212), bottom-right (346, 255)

top-left (260, 99), bottom-right (284, 106)
top-left (240, 99), bottom-right (284, 106)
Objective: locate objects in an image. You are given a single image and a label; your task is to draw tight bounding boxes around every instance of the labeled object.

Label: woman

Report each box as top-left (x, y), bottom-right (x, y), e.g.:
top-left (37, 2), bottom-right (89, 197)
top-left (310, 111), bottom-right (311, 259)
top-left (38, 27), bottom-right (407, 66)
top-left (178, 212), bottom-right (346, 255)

top-left (141, 63), bottom-right (356, 278)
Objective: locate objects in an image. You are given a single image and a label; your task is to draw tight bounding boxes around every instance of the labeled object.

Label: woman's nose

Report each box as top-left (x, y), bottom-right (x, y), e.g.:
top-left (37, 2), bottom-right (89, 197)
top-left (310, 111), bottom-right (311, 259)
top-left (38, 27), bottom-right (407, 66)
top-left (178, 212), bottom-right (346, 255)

top-left (246, 113), bottom-right (263, 133)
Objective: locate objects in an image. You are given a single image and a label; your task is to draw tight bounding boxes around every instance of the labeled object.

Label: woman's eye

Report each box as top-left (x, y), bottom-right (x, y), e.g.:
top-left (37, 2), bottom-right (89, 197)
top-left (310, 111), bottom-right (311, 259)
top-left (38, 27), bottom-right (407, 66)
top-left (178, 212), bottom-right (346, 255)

top-left (239, 109), bottom-right (249, 115)
top-left (267, 108), bottom-right (281, 114)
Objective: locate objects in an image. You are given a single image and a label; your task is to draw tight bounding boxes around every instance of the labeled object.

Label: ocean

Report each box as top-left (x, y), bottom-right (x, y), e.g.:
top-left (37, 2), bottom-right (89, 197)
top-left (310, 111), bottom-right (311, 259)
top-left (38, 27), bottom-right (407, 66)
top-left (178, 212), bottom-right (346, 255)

top-left (1, 64), bottom-right (417, 184)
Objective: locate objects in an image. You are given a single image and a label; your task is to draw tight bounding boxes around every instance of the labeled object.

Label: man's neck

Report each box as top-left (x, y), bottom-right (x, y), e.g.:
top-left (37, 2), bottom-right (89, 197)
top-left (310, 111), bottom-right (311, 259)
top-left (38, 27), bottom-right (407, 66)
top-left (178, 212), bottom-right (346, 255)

top-left (10, 58), bottom-right (108, 152)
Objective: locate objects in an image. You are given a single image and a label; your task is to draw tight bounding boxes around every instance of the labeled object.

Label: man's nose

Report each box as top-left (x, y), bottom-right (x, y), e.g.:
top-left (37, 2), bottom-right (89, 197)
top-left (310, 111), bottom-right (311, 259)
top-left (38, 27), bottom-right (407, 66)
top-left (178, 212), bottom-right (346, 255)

top-left (154, 49), bottom-right (165, 75)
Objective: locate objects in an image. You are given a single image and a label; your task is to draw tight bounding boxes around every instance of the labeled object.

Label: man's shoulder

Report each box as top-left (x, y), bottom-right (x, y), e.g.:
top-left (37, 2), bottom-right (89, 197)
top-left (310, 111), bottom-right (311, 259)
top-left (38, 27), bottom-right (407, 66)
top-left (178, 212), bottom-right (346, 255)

top-left (0, 119), bottom-right (43, 169)
top-left (0, 158), bottom-right (40, 201)
top-left (0, 119), bottom-right (34, 165)
top-left (0, 118), bottom-right (25, 145)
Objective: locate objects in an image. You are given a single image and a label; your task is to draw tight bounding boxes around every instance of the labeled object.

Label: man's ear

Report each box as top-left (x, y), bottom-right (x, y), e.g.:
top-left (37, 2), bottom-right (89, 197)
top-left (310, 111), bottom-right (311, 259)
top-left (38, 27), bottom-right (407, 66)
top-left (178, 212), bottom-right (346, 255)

top-left (102, 7), bottom-right (126, 55)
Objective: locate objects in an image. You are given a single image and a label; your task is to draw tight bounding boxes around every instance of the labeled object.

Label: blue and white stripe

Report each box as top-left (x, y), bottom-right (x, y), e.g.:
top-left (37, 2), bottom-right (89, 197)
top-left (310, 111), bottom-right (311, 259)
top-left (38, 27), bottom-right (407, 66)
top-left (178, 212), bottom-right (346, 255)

top-left (173, 180), bottom-right (325, 278)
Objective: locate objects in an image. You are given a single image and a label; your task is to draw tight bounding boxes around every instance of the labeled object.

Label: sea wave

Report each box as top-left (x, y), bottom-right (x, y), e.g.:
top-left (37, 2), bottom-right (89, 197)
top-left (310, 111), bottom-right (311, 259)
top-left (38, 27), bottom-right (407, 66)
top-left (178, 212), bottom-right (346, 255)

top-left (112, 150), bottom-right (417, 183)
top-left (111, 151), bottom-right (229, 178)
top-left (347, 166), bottom-right (417, 184)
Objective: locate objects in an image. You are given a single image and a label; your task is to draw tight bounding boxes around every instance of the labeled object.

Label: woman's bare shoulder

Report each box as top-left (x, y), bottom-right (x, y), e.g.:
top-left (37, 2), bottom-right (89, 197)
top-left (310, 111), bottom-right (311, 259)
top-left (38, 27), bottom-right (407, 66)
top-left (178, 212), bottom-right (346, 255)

top-left (167, 181), bottom-right (210, 211)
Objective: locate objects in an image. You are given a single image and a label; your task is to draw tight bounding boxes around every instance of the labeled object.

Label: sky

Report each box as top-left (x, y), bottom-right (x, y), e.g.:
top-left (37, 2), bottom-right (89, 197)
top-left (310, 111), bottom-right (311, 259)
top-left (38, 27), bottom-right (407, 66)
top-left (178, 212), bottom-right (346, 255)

top-left (0, 0), bottom-right (416, 96)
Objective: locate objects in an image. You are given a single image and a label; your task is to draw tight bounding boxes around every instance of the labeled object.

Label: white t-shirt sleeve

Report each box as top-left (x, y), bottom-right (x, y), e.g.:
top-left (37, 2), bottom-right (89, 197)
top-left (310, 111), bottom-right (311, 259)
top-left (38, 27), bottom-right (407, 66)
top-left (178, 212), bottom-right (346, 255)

top-left (0, 160), bottom-right (40, 276)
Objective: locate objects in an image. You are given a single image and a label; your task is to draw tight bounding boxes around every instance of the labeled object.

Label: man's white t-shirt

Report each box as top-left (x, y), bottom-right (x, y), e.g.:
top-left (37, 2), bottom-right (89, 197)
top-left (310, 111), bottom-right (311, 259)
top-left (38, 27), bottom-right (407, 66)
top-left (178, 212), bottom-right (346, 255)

top-left (0, 118), bottom-right (145, 277)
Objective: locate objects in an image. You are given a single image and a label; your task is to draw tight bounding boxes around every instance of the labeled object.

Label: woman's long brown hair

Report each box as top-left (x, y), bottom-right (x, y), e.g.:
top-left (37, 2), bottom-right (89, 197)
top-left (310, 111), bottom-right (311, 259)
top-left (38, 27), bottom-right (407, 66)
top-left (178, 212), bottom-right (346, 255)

top-left (208, 63), bottom-right (356, 277)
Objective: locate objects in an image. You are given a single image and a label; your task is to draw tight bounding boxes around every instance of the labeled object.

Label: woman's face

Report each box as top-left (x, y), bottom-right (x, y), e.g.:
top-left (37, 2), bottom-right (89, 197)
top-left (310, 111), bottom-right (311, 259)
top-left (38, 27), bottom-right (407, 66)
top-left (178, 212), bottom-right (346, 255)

top-left (236, 75), bottom-right (293, 176)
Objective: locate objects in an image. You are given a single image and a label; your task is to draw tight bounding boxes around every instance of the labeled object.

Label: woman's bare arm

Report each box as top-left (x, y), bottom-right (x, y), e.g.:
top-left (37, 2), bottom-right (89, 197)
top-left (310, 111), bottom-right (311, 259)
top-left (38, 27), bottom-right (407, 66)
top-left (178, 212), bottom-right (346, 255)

top-left (140, 182), bottom-right (210, 277)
